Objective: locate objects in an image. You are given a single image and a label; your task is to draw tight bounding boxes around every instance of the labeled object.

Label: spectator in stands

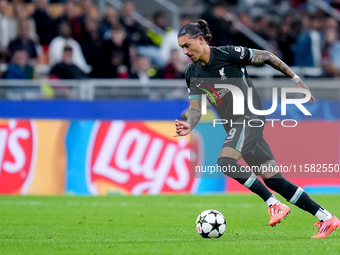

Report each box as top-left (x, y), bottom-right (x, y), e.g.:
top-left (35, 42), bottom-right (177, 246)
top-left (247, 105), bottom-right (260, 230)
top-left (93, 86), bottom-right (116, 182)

top-left (322, 27), bottom-right (340, 77)
top-left (49, 45), bottom-right (88, 79)
top-left (9, 2), bottom-right (38, 43)
top-left (80, 17), bottom-right (104, 77)
top-left (251, 15), bottom-right (270, 40)
top-left (93, 24), bottom-right (130, 78)
top-left (81, 0), bottom-right (97, 18)
top-left (131, 54), bottom-right (161, 99)
top-left (330, 0), bottom-right (340, 12)
top-left (277, 17), bottom-right (296, 66)
top-left (294, 14), bottom-right (323, 69)
top-left (50, 0), bottom-right (67, 2)
top-left (146, 11), bottom-right (171, 47)
top-left (162, 49), bottom-right (185, 79)
top-left (120, 1), bottom-right (152, 46)
top-left (8, 19), bottom-right (38, 66)
top-left (323, 17), bottom-right (339, 32)
top-left (159, 14), bottom-right (192, 64)
top-left (238, 12), bottom-right (252, 28)
top-left (0, 50), bottom-right (6, 78)
top-left (78, 0), bottom-right (98, 43)
top-left (49, 21), bottom-right (90, 73)
top-left (0, 0), bottom-right (7, 79)
top-left (55, 0), bottom-right (82, 42)
top-left (130, 54), bottom-right (159, 83)
top-left (4, 47), bottom-right (38, 99)
top-left (138, 10), bottom-right (171, 67)
top-left (263, 20), bottom-right (281, 58)
top-left (0, 0), bottom-right (11, 51)
top-left (290, 0), bottom-right (308, 10)
top-left (100, 7), bottom-right (121, 40)
top-left (4, 47), bottom-right (36, 79)
top-left (232, 12), bottom-right (264, 49)
top-left (31, 0), bottom-right (57, 49)
top-left (321, 17), bottom-right (340, 76)
top-left (201, 0), bottom-right (234, 46)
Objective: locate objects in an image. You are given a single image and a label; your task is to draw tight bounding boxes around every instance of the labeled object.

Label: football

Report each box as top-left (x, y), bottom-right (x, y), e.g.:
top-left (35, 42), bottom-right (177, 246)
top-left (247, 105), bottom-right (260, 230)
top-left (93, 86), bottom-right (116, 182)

top-left (195, 209), bottom-right (226, 238)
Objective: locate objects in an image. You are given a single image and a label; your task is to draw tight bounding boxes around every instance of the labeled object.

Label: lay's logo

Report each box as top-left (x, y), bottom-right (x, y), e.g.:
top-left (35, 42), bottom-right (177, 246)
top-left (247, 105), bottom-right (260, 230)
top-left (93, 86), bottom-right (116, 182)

top-left (0, 120), bottom-right (36, 194)
top-left (86, 121), bottom-right (201, 195)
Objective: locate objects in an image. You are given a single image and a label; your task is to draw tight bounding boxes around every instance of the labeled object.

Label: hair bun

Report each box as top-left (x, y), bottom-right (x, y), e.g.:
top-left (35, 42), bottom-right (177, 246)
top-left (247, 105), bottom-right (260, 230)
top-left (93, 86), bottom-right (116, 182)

top-left (197, 19), bottom-right (207, 29)
top-left (177, 19), bottom-right (212, 44)
top-left (196, 19), bottom-right (212, 43)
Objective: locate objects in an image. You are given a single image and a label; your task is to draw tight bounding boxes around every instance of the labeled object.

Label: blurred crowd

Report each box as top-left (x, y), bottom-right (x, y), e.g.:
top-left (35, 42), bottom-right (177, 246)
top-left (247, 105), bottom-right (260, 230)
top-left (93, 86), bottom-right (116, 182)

top-left (1, 0), bottom-right (340, 81)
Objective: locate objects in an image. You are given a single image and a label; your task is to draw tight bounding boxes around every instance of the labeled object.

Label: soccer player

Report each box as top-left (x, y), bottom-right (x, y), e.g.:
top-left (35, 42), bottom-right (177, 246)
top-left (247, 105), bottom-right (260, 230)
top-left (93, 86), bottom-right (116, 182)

top-left (174, 19), bottom-right (340, 239)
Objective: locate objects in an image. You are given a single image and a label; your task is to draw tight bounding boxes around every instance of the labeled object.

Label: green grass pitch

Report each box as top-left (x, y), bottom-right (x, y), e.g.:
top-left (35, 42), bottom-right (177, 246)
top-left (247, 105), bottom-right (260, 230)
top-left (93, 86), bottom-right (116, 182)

top-left (0, 194), bottom-right (340, 255)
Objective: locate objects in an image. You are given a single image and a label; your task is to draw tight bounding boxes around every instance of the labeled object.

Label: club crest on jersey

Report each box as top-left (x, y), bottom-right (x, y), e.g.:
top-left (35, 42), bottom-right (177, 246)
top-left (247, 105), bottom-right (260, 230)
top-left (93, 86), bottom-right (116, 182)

top-left (219, 68), bottom-right (227, 80)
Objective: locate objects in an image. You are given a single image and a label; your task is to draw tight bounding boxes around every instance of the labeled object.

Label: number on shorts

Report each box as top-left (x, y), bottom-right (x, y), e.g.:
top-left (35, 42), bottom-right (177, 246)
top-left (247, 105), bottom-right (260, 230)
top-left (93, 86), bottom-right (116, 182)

top-left (227, 128), bottom-right (236, 140)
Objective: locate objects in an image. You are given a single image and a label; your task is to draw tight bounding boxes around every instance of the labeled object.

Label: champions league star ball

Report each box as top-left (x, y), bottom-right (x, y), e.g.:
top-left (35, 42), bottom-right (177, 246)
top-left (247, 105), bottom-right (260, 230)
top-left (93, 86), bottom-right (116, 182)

top-left (195, 209), bottom-right (226, 238)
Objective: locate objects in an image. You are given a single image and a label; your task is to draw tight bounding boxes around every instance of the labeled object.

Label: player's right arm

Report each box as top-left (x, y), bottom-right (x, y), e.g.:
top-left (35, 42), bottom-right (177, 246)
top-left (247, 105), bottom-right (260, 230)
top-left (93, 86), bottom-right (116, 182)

top-left (174, 99), bottom-right (201, 137)
top-left (250, 49), bottom-right (316, 103)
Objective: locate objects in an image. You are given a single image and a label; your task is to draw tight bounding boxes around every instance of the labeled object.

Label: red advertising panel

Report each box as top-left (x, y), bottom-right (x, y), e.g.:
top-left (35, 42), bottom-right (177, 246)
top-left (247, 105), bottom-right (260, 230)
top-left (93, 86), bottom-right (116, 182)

top-left (86, 121), bottom-right (200, 195)
top-left (0, 119), bottom-right (67, 195)
top-left (227, 121), bottom-right (340, 192)
top-left (0, 120), bottom-right (36, 194)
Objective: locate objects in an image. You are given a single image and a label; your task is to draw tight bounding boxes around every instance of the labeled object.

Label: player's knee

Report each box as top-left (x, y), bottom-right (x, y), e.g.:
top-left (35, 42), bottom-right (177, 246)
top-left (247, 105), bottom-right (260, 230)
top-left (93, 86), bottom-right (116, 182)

top-left (263, 172), bottom-right (284, 189)
top-left (217, 157), bottom-right (237, 167)
top-left (217, 157), bottom-right (251, 182)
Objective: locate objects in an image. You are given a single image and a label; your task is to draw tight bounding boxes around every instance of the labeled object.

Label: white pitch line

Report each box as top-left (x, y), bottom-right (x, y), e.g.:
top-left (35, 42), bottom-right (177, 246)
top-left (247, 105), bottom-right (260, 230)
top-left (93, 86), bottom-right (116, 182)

top-left (0, 200), bottom-right (255, 208)
top-left (0, 200), bottom-right (44, 206)
top-left (1, 200), bottom-right (339, 209)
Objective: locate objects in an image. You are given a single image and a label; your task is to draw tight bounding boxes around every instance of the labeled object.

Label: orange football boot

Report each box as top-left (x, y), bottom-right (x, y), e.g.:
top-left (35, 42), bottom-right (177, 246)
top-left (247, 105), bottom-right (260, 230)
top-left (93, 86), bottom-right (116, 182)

top-left (312, 215), bottom-right (340, 239)
top-left (268, 202), bottom-right (291, 226)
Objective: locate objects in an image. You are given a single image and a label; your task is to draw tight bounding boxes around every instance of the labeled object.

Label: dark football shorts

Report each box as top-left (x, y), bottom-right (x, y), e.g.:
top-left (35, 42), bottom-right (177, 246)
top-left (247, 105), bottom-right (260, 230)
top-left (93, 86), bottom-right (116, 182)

top-left (222, 119), bottom-right (275, 166)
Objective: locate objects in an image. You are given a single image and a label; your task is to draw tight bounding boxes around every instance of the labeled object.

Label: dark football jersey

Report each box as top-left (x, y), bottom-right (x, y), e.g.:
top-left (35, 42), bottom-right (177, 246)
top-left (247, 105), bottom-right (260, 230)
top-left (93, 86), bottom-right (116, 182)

top-left (185, 46), bottom-right (265, 131)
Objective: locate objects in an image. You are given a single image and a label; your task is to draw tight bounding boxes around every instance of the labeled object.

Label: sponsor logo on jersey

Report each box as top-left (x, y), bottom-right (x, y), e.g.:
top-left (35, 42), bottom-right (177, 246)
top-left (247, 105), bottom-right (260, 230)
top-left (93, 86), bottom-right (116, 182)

top-left (198, 83), bottom-right (223, 106)
top-left (240, 47), bottom-right (245, 59)
top-left (0, 120), bottom-right (36, 194)
top-left (86, 121), bottom-right (200, 195)
top-left (235, 46), bottom-right (245, 59)
top-left (207, 88), bottom-right (229, 105)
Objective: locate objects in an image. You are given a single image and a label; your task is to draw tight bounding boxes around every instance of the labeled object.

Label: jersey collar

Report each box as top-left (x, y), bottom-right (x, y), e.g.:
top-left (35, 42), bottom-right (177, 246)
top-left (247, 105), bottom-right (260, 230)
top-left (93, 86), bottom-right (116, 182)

top-left (199, 47), bottom-right (213, 68)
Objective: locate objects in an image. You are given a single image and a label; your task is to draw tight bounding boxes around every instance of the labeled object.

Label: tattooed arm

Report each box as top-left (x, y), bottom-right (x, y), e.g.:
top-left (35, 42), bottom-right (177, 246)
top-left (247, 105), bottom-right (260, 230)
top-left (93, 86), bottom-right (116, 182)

top-left (187, 99), bottom-right (202, 130)
top-left (174, 99), bottom-right (201, 137)
top-left (251, 49), bottom-right (295, 77)
top-left (251, 49), bottom-right (316, 103)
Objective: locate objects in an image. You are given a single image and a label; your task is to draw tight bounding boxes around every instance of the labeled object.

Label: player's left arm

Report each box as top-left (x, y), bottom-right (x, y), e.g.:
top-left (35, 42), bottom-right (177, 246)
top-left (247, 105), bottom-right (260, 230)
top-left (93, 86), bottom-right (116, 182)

top-left (250, 49), bottom-right (316, 103)
top-left (174, 99), bottom-right (201, 137)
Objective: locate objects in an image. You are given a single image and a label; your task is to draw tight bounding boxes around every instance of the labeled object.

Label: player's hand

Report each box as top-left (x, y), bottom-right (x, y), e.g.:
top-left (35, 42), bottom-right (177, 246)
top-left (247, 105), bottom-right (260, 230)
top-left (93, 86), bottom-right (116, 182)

top-left (295, 80), bottom-right (316, 103)
top-left (173, 119), bottom-right (191, 137)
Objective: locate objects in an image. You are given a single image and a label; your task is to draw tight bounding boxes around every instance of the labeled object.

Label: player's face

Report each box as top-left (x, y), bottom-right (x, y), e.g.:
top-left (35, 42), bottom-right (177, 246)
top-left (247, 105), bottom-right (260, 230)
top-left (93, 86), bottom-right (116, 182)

top-left (178, 35), bottom-right (205, 62)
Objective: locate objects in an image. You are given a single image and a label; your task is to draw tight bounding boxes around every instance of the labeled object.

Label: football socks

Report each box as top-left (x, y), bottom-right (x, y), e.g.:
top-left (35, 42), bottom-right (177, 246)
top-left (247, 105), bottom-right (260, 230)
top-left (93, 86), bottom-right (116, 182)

top-left (315, 208), bottom-right (333, 222)
top-left (265, 195), bottom-right (281, 208)
top-left (217, 157), bottom-right (272, 201)
top-left (264, 173), bottom-right (321, 216)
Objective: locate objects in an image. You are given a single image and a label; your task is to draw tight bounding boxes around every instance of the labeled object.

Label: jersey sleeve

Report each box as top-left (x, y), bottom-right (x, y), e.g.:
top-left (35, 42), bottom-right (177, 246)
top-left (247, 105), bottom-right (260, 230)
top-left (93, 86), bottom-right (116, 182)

top-left (184, 64), bottom-right (204, 100)
top-left (220, 46), bottom-right (253, 65)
